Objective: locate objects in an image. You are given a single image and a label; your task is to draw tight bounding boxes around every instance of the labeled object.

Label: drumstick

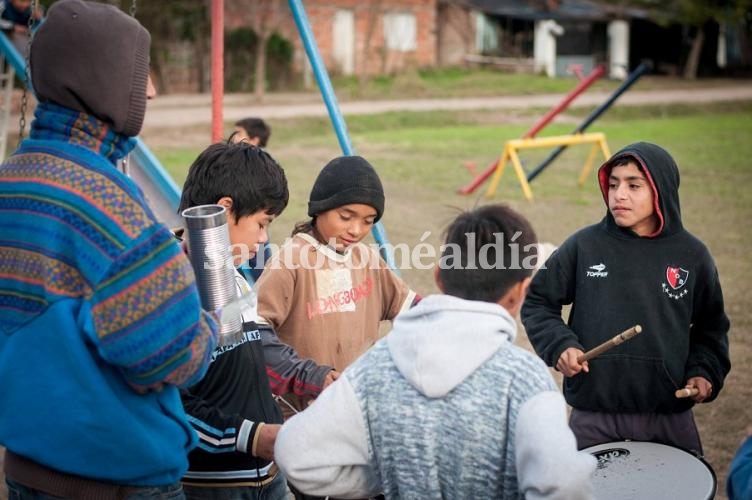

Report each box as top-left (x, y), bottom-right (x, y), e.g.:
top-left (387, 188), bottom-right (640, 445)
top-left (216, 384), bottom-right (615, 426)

top-left (576, 325), bottom-right (642, 363)
top-left (675, 387), bottom-right (700, 399)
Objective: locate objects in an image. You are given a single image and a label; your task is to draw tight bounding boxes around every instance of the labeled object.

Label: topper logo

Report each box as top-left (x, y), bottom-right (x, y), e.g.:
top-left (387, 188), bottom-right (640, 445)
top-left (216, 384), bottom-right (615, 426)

top-left (586, 263), bottom-right (608, 278)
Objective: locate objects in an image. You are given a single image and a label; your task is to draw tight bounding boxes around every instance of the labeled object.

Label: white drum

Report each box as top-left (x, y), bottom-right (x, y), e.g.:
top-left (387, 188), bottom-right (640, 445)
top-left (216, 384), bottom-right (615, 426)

top-left (583, 441), bottom-right (716, 500)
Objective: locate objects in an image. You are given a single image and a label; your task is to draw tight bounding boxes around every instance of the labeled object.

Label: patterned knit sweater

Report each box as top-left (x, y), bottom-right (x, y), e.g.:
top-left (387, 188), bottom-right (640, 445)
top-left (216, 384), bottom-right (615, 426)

top-left (0, 103), bottom-right (218, 486)
top-left (276, 294), bottom-right (595, 499)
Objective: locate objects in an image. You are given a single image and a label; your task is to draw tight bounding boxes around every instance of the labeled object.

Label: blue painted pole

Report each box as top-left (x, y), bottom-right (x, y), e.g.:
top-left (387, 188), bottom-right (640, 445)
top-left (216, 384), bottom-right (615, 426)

top-left (0, 32), bottom-right (27, 81)
top-left (526, 60), bottom-right (653, 182)
top-left (287, 0), bottom-right (398, 272)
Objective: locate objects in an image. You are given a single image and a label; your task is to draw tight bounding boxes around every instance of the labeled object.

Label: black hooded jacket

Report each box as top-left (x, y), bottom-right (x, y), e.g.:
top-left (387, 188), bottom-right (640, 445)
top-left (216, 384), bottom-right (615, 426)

top-left (522, 142), bottom-right (730, 413)
top-left (181, 271), bottom-right (284, 485)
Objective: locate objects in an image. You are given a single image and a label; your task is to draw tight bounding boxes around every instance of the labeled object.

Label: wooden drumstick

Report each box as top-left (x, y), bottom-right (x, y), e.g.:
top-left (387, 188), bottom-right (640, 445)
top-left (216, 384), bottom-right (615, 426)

top-left (675, 387), bottom-right (700, 399)
top-left (576, 325), bottom-right (643, 363)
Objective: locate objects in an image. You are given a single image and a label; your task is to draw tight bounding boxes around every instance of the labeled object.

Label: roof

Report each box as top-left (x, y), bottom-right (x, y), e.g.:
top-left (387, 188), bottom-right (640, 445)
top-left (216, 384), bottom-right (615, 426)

top-left (462, 0), bottom-right (648, 21)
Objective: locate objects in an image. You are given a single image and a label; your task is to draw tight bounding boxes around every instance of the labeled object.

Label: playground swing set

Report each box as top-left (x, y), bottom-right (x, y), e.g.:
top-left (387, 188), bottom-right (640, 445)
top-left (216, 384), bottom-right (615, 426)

top-left (460, 60), bottom-right (652, 201)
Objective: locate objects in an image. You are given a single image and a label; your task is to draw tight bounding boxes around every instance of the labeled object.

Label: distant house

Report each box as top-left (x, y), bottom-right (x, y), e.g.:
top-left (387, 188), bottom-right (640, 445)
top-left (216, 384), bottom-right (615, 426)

top-left (439, 0), bottom-right (651, 79)
top-left (439, 0), bottom-right (750, 79)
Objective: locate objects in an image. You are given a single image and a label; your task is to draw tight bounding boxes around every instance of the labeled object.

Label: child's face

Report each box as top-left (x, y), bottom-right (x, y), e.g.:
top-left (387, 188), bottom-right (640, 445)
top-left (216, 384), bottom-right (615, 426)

top-left (227, 209), bottom-right (275, 265)
top-left (607, 162), bottom-right (659, 236)
top-left (315, 203), bottom-right (377, 250)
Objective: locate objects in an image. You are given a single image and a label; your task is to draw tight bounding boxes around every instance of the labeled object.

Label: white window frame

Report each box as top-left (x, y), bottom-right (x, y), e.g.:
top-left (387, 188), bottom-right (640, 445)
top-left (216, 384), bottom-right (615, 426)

top-left (383, 12), bottom-right (417, 52)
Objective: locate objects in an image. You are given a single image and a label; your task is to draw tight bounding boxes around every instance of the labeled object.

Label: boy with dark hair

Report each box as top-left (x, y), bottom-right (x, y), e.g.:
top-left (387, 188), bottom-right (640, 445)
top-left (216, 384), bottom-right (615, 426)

top-left (177, 142), bottom-right (335, 499)
top-left (231, 117), bottom-right (271, 148)
top-left (522, 142), bottom-right (730, 454)
top-left (275, 204), bottom-right (595, 499)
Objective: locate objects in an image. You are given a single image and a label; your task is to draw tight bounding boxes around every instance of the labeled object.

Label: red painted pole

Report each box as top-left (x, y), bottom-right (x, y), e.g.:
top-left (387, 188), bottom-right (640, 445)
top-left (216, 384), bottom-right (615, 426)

top-left (211, 0), bottom-right (224, 143)
top-left (458, 64), bottom-right (606, 195)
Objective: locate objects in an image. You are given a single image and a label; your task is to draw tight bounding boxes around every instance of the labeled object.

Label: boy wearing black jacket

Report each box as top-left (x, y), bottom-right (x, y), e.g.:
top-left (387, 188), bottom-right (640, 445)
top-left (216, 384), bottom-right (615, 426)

top-left (522, 142), bottom-right (730, 455)
top-left (177, 143), bottom-right (335, 499)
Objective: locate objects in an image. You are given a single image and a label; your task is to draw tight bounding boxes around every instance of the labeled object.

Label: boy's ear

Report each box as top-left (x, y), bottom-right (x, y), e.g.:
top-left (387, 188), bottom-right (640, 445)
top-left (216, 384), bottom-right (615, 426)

top-left (498, 276), bottom-right (532, 316)
top-left (433, 265), bottom-right (445, 293)
top-left (216, 197), bottom-right (236, 222)
top-left (217, 196), bottom-right (233, 211)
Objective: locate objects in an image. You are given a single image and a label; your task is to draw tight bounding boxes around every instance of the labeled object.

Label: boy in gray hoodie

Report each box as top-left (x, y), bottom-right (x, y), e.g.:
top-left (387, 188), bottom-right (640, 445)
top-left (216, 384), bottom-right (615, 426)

top-left (275, 204), bottom-right (595, 499)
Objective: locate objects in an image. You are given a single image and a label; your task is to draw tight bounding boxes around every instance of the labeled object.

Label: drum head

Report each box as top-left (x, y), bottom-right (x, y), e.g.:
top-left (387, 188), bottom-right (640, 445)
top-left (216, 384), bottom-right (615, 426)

top-left (583, 441), bottom-right (716, 500)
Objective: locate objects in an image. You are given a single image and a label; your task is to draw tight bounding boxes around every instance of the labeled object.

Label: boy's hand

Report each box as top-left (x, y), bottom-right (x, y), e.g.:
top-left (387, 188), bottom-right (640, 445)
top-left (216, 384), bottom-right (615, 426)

top-left (684, 376), bottom-right (712, 403)
top-left (556, 348), bottom-right (589, 377)
top-left (323, 370), bottom-right (341, 388)
top-left (253, 423), bottom-right (281, 461)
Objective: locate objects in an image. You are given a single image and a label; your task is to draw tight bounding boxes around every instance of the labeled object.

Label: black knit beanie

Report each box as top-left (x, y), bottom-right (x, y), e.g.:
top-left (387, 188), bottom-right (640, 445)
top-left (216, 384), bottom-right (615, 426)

top-left (31, 0), bottom-right (151, 137)
top-left (307, 156), bottom-right (385, 222)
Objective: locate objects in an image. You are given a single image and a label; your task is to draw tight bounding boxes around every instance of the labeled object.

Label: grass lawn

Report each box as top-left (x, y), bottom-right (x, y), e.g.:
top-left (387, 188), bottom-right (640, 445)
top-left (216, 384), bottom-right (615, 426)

top-left (153, 100), bottom-right (751, 499)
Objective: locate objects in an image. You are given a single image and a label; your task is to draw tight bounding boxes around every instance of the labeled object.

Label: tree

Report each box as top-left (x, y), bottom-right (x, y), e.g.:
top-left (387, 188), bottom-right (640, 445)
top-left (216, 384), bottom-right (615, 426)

top-left (135, 0), bottom-right (212, 93)
top-left (359, 1), bottom-right (384, 87)
top-left (243, 0), bottom-right (287, 102)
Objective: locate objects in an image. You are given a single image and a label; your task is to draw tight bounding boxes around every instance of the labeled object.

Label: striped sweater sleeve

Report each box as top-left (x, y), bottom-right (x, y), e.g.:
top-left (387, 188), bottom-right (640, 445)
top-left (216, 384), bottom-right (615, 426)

top-left (89, 222), bottom-right (218, 391)
top-left (260, 324), bottom-right (332, 398)
top-left (181, 389), bottom-right (262, 455)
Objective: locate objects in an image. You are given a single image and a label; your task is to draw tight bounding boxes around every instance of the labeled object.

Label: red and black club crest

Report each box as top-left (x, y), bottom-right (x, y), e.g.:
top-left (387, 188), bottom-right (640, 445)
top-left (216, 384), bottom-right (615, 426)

top-left (666, 266), bottom-right (689, 290)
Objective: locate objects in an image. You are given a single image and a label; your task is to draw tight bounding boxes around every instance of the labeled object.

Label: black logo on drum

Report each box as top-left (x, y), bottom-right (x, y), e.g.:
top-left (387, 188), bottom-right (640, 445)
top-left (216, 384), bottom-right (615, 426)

top-left (591, 448), bottom-right (630, 469)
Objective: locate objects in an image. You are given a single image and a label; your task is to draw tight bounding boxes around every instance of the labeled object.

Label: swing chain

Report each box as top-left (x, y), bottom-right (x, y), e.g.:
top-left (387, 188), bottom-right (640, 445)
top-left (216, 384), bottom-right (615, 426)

top-left (18, 0), bottom-right (38, 142)
top-left (120, 0), bottom-right (137, 175)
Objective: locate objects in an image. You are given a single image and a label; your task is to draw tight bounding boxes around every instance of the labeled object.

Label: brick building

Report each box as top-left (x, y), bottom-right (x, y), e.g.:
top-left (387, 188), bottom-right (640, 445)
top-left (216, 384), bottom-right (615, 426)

top-left (225, 0), bottom-right (438, 78)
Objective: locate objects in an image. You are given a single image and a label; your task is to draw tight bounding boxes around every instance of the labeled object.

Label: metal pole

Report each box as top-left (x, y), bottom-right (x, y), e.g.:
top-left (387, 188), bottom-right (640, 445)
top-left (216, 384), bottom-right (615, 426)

top-left (526, 60), bottom-right (652, 182)
top-left (458, 64), bottom-right (606, 195)
top-left (211, 0), bottom-right (224, 143)
top-left (0, 32), bottom-right (26, 81)
top-left (287, 0), bottom-right (397, 271)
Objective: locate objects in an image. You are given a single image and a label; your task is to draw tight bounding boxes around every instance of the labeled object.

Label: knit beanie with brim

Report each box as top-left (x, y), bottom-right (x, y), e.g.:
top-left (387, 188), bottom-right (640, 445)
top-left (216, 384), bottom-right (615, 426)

top-left (31, 0), bottom-right (150, 137)
top-left (307, 155), bottom-right (385, 222)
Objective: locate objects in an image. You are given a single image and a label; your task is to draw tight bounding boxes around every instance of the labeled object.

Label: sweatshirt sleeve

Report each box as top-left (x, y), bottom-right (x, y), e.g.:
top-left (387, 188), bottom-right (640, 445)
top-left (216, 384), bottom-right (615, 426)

top-left (521, 245), bottom-right (582, 366)
top-left (259, 324), bottom-right (333, 398)
top-left (515, 391), bottom-right (596, 499)
top-left (275, 375), bottom-right (381, 498)
top-left (89, 223), bottom-right (218, 392)
top-left (685, 262), bottom-right (730, 400)
top-left (181, 388), bottom-right (264, 456)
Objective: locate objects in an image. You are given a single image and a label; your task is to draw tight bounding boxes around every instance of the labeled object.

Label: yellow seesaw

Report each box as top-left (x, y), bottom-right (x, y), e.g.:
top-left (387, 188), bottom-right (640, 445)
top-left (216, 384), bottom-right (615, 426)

top-left (485, 132), bottom-right (611, 201)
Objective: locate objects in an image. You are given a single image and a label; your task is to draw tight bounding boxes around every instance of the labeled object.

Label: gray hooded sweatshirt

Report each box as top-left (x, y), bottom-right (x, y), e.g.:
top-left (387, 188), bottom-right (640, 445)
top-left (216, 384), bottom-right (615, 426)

top-left (276, 294), bottom-right (595, 499)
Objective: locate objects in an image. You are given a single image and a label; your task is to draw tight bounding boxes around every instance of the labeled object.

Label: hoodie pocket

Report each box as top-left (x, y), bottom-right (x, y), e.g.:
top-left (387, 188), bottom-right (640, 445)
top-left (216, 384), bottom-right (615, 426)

top-left (564, 354), bottom-right (682, 412)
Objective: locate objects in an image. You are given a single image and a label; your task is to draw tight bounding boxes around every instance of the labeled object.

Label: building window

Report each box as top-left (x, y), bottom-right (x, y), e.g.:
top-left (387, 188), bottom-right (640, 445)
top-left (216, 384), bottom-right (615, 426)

top-left (475, 13), bottom-right (498, 54)
top-left (384, 12), bottom-right (416, 51)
